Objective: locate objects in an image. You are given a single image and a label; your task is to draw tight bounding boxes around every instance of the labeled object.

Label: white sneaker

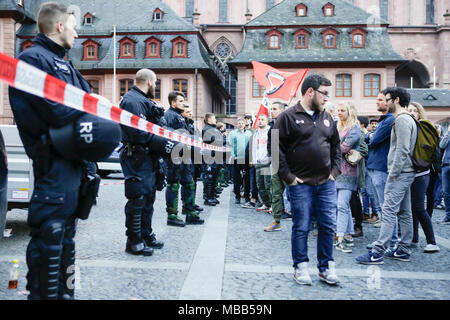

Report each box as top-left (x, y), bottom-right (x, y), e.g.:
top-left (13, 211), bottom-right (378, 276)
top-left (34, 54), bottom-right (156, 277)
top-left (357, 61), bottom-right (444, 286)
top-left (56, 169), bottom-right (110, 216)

top-left (424, 244), bottom-right (440, 253)
top-left (318, 261), bottom-right (340, 285)
top-left (293, 262), bottom-right (312, 286)
top-left (256, 204), bottom-right (268, 212)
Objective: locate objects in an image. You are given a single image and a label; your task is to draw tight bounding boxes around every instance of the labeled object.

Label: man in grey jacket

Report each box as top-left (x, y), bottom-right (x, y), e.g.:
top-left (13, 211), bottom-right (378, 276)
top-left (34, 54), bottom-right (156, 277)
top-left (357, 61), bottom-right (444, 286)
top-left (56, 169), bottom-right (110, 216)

top-left (357, 87), bottom-right (417, 265)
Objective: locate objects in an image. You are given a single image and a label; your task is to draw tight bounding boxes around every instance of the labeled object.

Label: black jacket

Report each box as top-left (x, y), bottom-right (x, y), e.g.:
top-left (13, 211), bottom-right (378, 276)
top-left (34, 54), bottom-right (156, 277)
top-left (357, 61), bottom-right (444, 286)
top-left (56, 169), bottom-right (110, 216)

top-left (274, 101), bottom-right (341, 186)
top-left (8, 33), bottom-right (89, 161)
top-left (164, 107), bottom-right (188, 131)
top-left (120, 86), bottom-right (164, 146)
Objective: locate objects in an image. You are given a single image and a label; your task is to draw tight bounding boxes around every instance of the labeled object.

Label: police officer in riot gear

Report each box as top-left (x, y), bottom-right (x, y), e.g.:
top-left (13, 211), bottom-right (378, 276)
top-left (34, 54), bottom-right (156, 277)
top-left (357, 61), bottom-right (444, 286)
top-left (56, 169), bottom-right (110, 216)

top-left (182, 106), bottom-right (204, 213)
top-left (164, 92), bottom-right (204, 226)
top-left (202, 113), bottom-right (223, 206)
top-left (119, 69), bottom-right (165, 256)
top-left (8, 2), bottom-right (108, 300)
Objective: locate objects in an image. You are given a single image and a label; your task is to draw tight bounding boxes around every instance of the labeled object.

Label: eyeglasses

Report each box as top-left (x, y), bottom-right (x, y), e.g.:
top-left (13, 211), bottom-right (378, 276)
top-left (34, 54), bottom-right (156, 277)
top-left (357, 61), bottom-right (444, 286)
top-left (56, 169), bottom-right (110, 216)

top-left (385, 97), bottom-right (393, 102)
top-left (314, 89), bottom-right (330, 99)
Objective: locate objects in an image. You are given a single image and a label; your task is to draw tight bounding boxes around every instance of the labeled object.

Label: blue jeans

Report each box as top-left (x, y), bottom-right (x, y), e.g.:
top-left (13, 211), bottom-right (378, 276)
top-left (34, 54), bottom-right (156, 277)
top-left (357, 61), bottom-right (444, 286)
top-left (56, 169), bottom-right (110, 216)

top-left (373, 172), bottom-right (415, 255)
top-left (337, 189), bottom-right (354, 237)
top-left (434, 172), bottom-right (443, 206)
top-left (288, 180), bottom-right (337, 273)
top-left (362, 173), bottom-right (381, 214)
top-left (411, 174), bottom-right (436, 245)
top-left (443, 166), bottom-right (450, 219)
top-left (367, 169), bottom-right (398, 248)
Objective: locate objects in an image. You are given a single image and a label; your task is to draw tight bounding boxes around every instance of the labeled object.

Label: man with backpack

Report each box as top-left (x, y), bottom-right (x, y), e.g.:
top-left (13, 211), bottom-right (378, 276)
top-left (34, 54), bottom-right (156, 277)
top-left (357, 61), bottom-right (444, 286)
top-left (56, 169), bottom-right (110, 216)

top-left (357, 87), bottom-right (417, 265)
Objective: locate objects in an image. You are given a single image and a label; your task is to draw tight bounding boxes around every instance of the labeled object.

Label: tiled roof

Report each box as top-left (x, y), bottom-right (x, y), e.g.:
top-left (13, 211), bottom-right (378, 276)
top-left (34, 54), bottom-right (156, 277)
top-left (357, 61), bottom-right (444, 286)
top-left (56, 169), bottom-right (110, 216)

top-left (408, 89), bottom-right (450, 108)
top-left (246, 0), bottom-right (387, 27)
top-left (231, 27), bottom-right (405, 64)
top-left (13, 0), bottom-right (226, 80)
top-left (16, 0), bottom-right (197, 36)
top-left (231, 0), bottom-right (403, 64)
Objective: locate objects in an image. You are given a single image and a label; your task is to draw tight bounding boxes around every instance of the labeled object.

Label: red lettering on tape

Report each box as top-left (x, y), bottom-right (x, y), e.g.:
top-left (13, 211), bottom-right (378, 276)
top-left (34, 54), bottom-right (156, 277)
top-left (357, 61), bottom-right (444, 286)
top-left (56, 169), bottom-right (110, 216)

top-left (0, 52), bottom-right (18, 86)
top-left (44, 75), bottom-right (66, 104)
top-left (83, 93), bottom-right (98, 114)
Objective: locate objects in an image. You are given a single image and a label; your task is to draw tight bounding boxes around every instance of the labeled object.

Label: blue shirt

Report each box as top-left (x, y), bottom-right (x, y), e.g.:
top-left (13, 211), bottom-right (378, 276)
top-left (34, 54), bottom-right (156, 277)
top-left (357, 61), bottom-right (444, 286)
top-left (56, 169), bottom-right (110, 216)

top-left (366, 112), bottom-right (395, 173)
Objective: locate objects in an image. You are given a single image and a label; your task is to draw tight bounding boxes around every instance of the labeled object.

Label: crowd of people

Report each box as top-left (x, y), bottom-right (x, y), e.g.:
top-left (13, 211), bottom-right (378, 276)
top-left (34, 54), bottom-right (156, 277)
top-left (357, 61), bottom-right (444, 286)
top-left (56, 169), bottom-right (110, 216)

top-left (6, 1), bottom-right (449, 299)
top-left (223, 74), bottom-right (449, 285)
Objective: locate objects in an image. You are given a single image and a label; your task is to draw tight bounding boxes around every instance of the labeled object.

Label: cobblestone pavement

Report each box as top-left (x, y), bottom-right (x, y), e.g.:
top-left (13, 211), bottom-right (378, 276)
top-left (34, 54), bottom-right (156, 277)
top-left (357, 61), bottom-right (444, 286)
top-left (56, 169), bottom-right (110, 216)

top-left (0, 174), bottom-right (449, 300)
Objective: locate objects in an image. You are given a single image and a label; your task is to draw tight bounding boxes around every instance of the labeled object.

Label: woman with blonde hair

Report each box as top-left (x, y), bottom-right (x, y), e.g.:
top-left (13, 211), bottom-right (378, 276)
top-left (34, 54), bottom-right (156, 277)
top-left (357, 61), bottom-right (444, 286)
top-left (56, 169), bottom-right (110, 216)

top-left (335, 102), bottom-right (361, 253)
top-left (407, 102), bottom-right (440, 253)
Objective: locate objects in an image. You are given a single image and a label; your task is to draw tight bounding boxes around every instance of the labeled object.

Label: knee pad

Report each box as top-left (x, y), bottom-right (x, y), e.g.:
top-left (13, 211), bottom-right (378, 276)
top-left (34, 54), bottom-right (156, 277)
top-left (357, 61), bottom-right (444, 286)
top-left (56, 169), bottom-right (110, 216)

top-left (167, 182), bottom-right (180, 193)
top-left (129, 195), bottom-right (146, 208)
top-left (40, 220), bottom-right (65, 246)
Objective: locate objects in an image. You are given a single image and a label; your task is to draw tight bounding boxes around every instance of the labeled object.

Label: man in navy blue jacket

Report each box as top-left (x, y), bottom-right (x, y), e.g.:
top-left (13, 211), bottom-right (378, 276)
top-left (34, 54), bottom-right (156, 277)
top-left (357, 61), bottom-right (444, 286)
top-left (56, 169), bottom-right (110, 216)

top-left (119, 69), bottom-right (165, 257)
top-left (365, 91), bottom-right (398, 250)
top-left (8, 2), bottom-right (91, 300)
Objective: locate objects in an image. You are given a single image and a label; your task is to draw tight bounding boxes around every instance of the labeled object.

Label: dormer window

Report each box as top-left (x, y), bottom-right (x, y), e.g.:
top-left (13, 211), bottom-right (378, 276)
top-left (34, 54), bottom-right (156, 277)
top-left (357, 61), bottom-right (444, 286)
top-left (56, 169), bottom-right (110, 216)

top-left (119, 37), bottom-right (136, 59)
top-left (84, 13), bottom-right (93, 25)
top-left (322, 28), bottom-right (339, 48)
top-left (350, 28), bottom-right (367, 48)
top-left (296, 3), bottom-right (307, 16)
top-left (294, 28), bottom-right (310, 49)
top-left (323, 2), bottom-right (335, 16)
top-left (266, 29), bottom-right (282, 49)
top-left (145, 37), bottom-right (161, 58)
top-left (172, 37), bottom-right (188, 58)
top-left (82, 40), bottom-right (99, 61)
top-left (153, 8), bottom-right (163, 21)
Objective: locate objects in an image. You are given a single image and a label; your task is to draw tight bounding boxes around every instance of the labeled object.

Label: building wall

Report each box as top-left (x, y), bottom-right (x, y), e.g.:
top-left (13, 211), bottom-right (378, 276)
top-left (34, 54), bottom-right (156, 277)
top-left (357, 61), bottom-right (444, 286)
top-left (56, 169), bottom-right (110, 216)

top-left (0, 18), bottom-right (16, 124)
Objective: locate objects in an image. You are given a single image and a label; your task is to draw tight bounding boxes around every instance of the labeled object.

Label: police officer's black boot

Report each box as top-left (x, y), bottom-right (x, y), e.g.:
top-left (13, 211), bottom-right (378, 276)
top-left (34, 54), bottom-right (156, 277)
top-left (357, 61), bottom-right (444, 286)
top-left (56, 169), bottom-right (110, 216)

top-left (125, 200), bottom-right (153, 256)
top-left (194, 205), bottom-right (204, 212)
top-left (186, 211), bottom-right (205, 225)
top-left (204, 181), bottom-right (217, 206)
top-left (142, 231), bottom-right (164, 249)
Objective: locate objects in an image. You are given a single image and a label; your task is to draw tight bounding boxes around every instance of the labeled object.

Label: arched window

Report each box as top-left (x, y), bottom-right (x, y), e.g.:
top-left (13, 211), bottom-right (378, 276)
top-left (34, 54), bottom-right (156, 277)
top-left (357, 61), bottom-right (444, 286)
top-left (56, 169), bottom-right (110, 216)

top-left (364, 74), bottom-right (381, 97)
top-left (119, 79), bottom-right (134, 100)
top-left (350, 28), bottom-right (367, 48)
top-left (145, 37), bottom-right (161, 58)
top-left (88, 80), bottom-right (99, 94)
top-left (336, 74), bottom-right (352, 97)
top-left (155, 79), bottom-right (161, 101)
top-left (294, 29), bottom-right (310, 49)
top-left (173, 79), bottom-right (188, 98)
top-left (82, 40), bottom-right (99, 61)
top-left (266, 30), bottom-right (282, 49)
top-left (322, 28), bottom-right (339, 48)
top-left (172, 37), bottom-right (188, 58)
top-left (119, 37), bottom-right (135, 59)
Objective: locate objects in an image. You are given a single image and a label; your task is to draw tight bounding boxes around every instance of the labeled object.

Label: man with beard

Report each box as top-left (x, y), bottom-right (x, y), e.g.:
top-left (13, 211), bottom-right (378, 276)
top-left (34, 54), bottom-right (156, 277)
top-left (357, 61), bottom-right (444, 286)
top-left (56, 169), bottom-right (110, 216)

top-left (275, 74), bottom-right (341, 286)
top-left (364, 92), bottom-right (399, 253)
top-left (119, 69), bottom-right (165, 256)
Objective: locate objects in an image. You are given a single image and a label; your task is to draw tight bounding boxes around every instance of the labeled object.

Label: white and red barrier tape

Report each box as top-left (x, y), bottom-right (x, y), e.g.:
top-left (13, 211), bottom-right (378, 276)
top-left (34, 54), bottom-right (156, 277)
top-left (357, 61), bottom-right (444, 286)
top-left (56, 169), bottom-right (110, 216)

top-left (0, 51), bottom-right (229, 152)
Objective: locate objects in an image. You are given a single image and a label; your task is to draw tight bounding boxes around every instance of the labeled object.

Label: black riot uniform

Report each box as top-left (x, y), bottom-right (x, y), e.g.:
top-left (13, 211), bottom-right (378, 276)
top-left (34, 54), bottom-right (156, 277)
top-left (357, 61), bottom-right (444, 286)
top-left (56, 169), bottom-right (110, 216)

top-left (8, 33), bottom-right (95, 300)
top-left (164, 107), bottom-right (203, 226)
top-left (202, 123), bottom-right (222, 206)
top-left (184, 116), bottom-right (203, 213)
top-left (119, 86), bottom-right (165, 256)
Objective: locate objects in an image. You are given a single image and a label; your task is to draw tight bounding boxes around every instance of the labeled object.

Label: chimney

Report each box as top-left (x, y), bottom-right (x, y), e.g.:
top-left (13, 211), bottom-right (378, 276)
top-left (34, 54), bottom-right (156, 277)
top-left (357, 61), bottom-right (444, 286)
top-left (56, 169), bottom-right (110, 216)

top-left (245, 10), bottom-right (253, 22)
top-left (193, 9), bottom-right (200, 25)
